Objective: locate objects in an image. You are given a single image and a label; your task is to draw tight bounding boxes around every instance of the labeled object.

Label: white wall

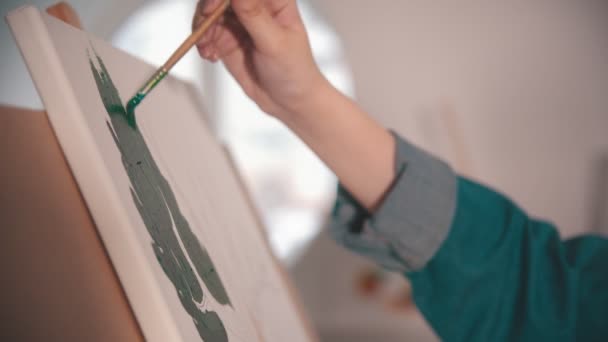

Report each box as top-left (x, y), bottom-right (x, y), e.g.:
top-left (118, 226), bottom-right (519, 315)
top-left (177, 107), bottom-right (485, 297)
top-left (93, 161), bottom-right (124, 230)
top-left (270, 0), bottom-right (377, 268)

top-left (295, 1), bottom-right (608, 339)
top-left (312, 0), bottom-right (608, 235)
top-left (4, 1), bottom-right (606, 233)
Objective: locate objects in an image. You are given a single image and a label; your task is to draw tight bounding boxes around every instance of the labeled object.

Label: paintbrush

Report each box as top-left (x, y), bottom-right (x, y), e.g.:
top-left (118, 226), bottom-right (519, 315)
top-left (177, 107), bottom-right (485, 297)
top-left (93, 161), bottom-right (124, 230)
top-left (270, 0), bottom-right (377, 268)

top-left (125, 0), bottom-right (231, 123)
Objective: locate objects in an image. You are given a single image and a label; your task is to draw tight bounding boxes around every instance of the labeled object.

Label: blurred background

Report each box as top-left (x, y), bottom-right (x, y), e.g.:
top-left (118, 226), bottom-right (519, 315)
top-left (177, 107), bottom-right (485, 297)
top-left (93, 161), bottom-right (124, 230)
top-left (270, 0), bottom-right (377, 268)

top-left (2, 1), bottom-right (608, 341)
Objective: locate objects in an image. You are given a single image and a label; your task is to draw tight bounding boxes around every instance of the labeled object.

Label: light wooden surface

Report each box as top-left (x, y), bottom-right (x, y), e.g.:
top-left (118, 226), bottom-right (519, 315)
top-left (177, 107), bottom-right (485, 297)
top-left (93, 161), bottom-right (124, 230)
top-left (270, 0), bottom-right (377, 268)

top-left (0, 105), bottom-right (144, 341)
top-left (1, 5), bottom-right (143, 340)
top-left (45, 1), bottom-right (82, 29)
top-left (4, 3), bottom-right (316, 340)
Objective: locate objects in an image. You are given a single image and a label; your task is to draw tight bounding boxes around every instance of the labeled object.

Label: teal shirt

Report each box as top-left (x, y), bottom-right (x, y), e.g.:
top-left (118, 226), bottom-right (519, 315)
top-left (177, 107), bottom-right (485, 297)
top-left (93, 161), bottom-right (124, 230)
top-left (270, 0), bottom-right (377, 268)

top-left (330, 133), bottom-right (608, 341)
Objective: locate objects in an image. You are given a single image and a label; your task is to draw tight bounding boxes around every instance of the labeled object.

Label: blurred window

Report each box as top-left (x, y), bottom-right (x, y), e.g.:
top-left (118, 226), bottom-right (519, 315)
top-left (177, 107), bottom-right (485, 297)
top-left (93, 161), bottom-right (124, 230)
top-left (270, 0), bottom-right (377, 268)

top-left (113, 0), bottom-right (354, 264)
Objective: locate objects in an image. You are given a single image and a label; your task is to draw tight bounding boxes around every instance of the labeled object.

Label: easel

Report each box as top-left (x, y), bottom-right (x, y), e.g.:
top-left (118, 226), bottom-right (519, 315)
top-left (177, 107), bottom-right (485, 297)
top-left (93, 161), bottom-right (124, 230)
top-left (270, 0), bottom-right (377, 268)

top-left (0, 4), bottom-right (144, 341)
top-left (1, 3), bottom-right (318, 341)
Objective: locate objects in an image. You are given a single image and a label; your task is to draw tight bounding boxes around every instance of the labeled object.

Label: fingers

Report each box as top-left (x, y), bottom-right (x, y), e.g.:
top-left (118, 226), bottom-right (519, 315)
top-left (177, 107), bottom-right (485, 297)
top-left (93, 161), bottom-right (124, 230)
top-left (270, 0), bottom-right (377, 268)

top-left (191, 0), bottom-right (211, 35)
top-left (222, 46), bottom-right (282, 116)
top-left (195, 11), bottom-right (246, 62)
top-left (230, 0), bottom-right (282, 53)
top-left (193, 0), bottom-right (287, 59)
top-left (196, 20), bottom-right (222, 59)
top-left (196, 0), bottom-right (223, 16)
top-left (192, 0), bottom-right (226, 45)
top-left (193, 7), bottom-right (220, 58)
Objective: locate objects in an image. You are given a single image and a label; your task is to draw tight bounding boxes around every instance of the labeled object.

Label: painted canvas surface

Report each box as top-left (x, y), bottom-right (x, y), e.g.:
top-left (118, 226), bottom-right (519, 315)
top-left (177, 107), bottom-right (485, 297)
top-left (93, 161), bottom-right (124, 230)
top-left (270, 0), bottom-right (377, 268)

top-left (8, 6), bottom-right (311, 342)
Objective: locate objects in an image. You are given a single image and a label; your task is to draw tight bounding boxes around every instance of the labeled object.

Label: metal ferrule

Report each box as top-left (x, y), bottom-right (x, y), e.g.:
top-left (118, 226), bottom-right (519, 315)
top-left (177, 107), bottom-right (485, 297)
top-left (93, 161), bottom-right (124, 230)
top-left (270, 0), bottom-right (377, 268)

top-left (139, 68), bottom-right (168, 96)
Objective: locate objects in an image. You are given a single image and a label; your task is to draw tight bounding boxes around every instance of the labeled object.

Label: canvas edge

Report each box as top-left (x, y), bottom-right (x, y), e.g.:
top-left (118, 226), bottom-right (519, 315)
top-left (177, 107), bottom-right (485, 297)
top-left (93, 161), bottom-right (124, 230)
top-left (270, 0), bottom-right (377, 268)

top-left (5, 6), bottom-right (184, 342)
top-left (219, 143), bottom-right (319, 342)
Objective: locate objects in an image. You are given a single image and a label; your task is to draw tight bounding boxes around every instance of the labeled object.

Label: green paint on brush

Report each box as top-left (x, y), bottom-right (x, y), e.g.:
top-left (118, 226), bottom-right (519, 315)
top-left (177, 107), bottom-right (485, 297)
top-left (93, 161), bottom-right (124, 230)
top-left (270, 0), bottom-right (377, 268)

top-left (125, 68), bottom-right (168, 128)
top-left (125, 92), bottom-right (144, 128)
top-left (88, 50), bottom-right (230, 342)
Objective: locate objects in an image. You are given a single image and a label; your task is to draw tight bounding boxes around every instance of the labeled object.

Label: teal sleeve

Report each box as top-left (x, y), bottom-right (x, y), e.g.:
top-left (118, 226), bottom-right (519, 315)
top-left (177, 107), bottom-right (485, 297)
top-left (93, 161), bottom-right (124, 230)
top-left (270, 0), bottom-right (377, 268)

top-left (409, 177), bottom-right (608, 342)
top-left (330, 133), bottom-right (608, 341)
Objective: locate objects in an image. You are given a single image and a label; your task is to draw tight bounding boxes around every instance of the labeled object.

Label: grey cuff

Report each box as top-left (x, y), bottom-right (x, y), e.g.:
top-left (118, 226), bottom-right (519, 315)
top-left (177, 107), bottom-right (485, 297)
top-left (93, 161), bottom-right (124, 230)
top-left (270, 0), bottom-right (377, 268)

top-left (329, 131), bottom-right (457, 272)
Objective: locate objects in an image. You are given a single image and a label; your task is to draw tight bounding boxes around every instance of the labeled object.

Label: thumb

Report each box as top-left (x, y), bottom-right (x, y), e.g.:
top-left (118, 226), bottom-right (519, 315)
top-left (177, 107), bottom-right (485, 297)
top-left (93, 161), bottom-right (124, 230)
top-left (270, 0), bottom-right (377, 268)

top-left (231, 0), bottom-right (281, 53)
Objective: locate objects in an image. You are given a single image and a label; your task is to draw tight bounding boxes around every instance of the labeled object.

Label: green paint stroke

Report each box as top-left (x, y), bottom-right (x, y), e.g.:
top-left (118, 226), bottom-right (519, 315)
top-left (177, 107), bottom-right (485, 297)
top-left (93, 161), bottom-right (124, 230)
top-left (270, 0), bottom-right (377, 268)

top-left (88, 50), bottom-right (231, 342)
top-left (124, 92), bottom-right (142, 128)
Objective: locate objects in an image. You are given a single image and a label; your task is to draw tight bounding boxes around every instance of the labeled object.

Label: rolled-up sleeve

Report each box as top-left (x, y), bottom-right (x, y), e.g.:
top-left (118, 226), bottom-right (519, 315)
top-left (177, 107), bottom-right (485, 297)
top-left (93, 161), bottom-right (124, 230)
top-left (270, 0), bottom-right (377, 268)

top-left (329, 132), bottom-right (608, 342)
top-left (329, 131), bottom-right (457, 272)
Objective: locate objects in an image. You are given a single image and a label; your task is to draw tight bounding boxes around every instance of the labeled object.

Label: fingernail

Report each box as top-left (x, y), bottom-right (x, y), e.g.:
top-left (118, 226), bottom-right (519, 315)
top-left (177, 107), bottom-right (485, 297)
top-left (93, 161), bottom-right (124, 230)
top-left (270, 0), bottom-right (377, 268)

top-left (203, 49), bottom-right (212, 59)
top-left (199, 46), bottom-right (211, 59)
top-left (197, 45), bottom-right (205, 58)
top-left (196, 42), bottom-right (207, 52)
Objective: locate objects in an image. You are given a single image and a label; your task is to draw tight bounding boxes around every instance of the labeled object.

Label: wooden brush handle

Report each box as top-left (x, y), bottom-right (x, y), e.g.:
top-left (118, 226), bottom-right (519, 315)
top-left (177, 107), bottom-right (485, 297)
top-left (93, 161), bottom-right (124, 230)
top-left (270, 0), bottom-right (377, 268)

top-left (162, 0), bottom-right (230, 71)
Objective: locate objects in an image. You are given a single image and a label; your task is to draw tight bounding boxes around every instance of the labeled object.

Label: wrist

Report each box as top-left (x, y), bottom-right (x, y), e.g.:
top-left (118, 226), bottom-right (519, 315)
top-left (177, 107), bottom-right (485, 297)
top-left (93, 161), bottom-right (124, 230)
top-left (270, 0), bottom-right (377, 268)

top-left (278, 75), bottom-right (339, 127)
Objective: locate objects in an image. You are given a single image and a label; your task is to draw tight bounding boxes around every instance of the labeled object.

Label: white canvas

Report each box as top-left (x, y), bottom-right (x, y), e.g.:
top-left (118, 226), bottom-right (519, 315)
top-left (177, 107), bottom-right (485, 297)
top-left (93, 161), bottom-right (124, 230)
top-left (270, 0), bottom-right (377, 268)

top-left (7, 6), bottom-right (312, 342)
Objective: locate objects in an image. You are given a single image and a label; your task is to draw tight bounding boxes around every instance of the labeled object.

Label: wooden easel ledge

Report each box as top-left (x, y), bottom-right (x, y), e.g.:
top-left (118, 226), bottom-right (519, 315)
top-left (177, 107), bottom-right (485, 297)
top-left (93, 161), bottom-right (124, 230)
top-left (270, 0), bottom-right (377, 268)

top-left (0, 3), bottom-right (144, 340)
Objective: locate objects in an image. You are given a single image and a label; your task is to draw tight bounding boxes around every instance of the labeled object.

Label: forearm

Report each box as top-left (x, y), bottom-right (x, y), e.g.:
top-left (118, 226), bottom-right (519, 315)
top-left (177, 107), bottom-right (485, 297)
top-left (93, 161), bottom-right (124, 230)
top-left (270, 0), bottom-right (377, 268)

top-left (193, 0), bottom-right (395, 211)
top-left (280, 79), bottom-right (395, 211)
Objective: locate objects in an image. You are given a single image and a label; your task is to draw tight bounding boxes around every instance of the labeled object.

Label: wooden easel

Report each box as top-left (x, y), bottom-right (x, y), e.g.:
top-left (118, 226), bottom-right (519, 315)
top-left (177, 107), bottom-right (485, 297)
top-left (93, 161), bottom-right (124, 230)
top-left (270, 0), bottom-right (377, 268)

top-left (2, 4), bottom-right (318, 341)
top-left (0, 3), bottom-right (144, 341)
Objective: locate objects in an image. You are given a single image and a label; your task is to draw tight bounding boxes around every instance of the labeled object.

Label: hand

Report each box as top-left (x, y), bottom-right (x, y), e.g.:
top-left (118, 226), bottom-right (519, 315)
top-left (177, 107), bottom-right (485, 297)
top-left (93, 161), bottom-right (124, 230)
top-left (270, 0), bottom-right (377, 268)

top-left (193, 0), bottom-right (328, 120)
top-left (194, 0), bottom-right (395, 211)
